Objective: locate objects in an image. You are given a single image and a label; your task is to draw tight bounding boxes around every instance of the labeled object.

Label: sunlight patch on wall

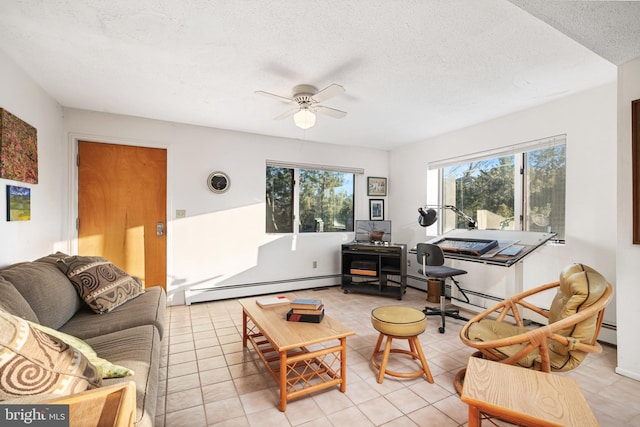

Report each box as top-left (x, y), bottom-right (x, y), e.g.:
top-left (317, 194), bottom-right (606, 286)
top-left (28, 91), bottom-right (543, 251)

top-left (171, 202), bottom-right (280, 291)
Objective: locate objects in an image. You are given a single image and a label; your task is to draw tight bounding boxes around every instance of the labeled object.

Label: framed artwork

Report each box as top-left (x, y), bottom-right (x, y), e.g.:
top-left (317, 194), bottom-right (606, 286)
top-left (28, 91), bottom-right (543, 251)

top-left (6, 185), bottom-right (31, 221)
top-left (367, 176), bottom-right (387, 196)
top-left (0, 109), bottom-right (38, 184)
top-left (369, 198), bottom-right (384, 221)
top-left (633, 99), bottom-right (640, 244)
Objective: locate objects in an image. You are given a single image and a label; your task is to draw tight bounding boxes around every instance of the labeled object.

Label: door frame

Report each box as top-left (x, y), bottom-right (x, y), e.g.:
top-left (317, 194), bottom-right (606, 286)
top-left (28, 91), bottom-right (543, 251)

top-left (67, 133), bottom-right (172, 292)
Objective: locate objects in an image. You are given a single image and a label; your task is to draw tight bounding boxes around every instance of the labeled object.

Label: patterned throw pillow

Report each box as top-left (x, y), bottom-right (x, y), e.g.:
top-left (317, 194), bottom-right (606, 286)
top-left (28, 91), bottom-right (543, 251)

top-left (56, 256), bottom-right (145, 314)
top-left (0, 310), bottom-right (101, 399)
top-left (28, 322), bottom-right (134, 379)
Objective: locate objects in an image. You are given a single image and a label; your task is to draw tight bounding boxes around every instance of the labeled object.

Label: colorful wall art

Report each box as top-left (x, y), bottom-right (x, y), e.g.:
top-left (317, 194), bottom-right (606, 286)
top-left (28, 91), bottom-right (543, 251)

top-left (0, 108), bottom-right (38, 184)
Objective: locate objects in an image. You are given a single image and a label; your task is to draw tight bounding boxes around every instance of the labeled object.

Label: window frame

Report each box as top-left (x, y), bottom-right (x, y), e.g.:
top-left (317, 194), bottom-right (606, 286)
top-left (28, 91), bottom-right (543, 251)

top-left (429, 135), bottom-right (566, 242)
top-left (265, 161), bottom-right (361, 235)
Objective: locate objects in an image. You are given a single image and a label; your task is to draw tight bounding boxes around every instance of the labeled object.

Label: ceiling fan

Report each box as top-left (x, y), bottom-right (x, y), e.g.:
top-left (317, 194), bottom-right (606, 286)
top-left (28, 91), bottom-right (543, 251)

top-left (255, 84), bottom-right (347, 129)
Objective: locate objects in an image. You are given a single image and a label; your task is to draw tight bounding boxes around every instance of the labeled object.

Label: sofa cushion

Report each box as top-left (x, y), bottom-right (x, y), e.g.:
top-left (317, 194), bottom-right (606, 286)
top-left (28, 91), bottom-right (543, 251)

top-left (29, 321), bottom-right (134, 379)
top-left (0, 275), bottom-right (39, 323)
top-left (0, 261), bottom-right (82, 329)
top-left (56, 256), bottom-right (145, 314)
top-left (0, 310), bottom-right (101, 399)
top-left (86, 325), bottom-right (161, 427)
top-left (59, 286), bottom-right (166, 340)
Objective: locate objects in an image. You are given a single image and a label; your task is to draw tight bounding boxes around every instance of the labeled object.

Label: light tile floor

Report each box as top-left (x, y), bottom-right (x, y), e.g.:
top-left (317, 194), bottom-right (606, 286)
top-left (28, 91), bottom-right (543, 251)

top-left (156, 286), bottom-right (640, 426)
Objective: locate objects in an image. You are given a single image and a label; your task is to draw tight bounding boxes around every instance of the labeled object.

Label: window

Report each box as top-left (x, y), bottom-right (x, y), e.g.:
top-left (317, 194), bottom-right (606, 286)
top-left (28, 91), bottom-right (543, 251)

top-left (266, 164), bottom-right (355, 234)
top-left (436, 136), bottom-right (566, 241)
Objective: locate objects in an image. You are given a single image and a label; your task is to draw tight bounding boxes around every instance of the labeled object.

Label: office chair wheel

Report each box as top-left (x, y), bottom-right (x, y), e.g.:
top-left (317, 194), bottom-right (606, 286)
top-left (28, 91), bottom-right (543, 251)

top-left (438, 326), bottom-right (445, 333)
top-left (343, 289), bottom-right (349, 294)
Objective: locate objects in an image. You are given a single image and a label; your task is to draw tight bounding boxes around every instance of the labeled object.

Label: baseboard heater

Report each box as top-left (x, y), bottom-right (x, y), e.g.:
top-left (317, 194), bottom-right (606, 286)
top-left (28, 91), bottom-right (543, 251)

top-left (184, 274), bottom-right (341, 305)
top-left (408, 280), bottom-right (618, 336)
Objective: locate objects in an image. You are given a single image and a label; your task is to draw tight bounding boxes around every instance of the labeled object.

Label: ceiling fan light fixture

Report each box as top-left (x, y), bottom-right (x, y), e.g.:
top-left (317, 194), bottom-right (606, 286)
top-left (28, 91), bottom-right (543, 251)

top-left (294, 107), bottom-right (316, 129)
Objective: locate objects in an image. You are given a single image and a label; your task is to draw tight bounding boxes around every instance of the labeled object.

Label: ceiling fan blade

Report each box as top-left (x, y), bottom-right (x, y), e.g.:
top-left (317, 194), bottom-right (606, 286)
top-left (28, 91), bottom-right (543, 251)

top-left (314, 105), bottom-right (347, 119)
top-left (255, 90), bottom-right (295, 103)
top-left (311, 84), bottom-right (345, 103)
top-left (274, 108), bottom-right (299, 120)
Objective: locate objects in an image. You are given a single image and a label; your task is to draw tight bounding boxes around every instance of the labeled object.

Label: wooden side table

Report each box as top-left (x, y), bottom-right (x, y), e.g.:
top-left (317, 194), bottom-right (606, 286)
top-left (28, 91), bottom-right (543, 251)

top-left (461, 357), bottom-right (598, 427)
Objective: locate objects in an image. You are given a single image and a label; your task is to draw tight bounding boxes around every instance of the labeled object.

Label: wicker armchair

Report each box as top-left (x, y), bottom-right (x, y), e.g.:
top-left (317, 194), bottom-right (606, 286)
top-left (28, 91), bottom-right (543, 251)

top-left (455, 263), bottom-right (613, 392)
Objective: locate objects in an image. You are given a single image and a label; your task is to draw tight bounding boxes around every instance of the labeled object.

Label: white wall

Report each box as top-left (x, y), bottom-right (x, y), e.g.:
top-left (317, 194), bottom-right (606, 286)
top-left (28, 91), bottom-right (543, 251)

top-left (389, 83), bottom-right (619, 343)
top-left (615, 57), bottom-right (640, 381)
top-left (62, 109), bottom-right (389, 305)
top-left (0, 51), bottom-right (69, 264)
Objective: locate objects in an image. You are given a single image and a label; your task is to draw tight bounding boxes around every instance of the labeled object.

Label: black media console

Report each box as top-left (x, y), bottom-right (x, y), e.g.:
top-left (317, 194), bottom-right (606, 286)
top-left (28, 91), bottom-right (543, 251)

top-left (340, 242), bottom-right (407, 300)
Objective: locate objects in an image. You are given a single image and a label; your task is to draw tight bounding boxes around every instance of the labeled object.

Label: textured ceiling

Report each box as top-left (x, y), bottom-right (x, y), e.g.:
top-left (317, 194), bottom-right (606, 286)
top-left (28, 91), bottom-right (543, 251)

top-left (0, 1), bottom-right (637, 150)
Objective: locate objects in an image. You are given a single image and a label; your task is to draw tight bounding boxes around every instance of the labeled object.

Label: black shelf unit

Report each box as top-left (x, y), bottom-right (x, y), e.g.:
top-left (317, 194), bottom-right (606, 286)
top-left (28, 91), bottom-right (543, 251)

top-left (341, 242), bottom-right (407, 300)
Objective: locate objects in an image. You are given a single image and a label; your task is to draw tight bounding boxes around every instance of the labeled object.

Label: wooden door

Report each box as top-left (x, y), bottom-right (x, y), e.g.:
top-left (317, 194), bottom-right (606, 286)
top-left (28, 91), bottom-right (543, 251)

top-left (78, 141), bottom-right (167, 290)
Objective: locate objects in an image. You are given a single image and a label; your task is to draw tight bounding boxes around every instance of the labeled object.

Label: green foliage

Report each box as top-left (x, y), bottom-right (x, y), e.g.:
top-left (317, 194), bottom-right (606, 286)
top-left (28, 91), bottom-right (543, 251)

top-left (446, 156), bottom-right (515, 229)
top-left (266, 166), bottom-right (293, 232)
top-left (525, 146), bottom-right (566, 238)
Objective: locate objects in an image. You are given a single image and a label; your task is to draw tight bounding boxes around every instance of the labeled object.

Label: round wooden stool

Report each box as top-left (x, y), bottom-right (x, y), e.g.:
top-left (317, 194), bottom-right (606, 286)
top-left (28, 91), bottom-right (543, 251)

top-left (370, 306), bottom-right (434, 384)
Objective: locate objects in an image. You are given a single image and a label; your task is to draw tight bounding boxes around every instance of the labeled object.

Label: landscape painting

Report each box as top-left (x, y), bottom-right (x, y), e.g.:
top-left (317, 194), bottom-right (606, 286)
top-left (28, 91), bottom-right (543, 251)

top-left (6, 185), bottom-right (31, 221)
top-left (0, 108), bottom-right (38, 184)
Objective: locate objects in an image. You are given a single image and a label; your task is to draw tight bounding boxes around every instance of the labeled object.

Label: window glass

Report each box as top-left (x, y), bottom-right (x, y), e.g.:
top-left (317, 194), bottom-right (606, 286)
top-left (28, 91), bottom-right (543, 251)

top-left (524, 145), bottom-right (566, 239)
top-left (299, 169), bottom-right (354, 233)
top-left (266, 166), bottom-right (293, 233)
top-left (266, 166), bottom-right (354, 234)
top-left (443, 156), bottom-right (515, 232)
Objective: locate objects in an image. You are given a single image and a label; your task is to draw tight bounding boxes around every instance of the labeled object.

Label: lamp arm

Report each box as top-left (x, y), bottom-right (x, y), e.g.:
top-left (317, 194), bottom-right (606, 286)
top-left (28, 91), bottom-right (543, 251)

top-left (444, 205), bottom-right (476, 229)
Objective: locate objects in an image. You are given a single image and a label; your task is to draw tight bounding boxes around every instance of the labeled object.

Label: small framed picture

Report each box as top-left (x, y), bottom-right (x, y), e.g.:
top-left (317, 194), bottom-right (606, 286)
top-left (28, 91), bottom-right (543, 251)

top-left (369, 199), bottom-right (384, 221)
top-left (367, 176), bottom-right (387, 196)
top-left (6, 185), bottom-right (31, 221)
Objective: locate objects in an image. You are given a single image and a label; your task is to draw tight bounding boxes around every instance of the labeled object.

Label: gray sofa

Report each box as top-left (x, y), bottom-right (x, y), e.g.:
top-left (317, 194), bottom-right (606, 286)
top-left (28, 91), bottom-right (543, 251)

top-left (0, 253), bottom-right (165, 427)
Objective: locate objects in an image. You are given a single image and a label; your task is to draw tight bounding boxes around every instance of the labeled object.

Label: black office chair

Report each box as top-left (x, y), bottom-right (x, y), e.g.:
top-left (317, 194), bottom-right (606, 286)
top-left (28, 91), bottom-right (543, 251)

top-left (416, 243), bottom-right (469, 333)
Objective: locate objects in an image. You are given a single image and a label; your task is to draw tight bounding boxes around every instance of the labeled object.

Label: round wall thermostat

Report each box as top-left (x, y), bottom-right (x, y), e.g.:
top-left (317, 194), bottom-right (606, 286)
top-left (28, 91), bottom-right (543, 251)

top-left (207, 171), bottom-right (230, 193)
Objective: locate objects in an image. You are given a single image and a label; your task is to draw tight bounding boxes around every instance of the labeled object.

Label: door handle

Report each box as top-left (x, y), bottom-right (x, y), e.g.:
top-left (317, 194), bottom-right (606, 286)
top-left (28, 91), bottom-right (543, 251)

top-left (156, 222), bottom-right (165, 237)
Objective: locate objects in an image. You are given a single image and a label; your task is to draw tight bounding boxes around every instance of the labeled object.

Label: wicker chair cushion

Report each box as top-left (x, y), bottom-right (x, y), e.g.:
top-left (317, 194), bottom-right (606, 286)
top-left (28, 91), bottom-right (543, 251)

top-left (468, 263), bottom-right (608, 371)
top-left (547, 263), bottom-right (608, 370)
top-left (467, 320), bottom-right (539, 368)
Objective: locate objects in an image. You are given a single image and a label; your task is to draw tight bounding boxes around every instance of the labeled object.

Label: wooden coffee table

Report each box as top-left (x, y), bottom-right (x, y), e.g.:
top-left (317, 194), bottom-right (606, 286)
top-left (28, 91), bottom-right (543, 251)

top-left (239, 295), bottom-right (355, 411)
top-left (461, 357), bottom-right (598, 426)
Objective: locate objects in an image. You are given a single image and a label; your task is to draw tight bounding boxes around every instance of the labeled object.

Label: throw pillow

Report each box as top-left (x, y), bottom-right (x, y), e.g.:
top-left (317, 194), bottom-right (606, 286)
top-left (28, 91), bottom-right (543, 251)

top-left (28, 321), bottom-right (134, 379)
top-left (56, 256), bottom-right (145, 314)
top-left (0, 310), bottom-right (101, 399)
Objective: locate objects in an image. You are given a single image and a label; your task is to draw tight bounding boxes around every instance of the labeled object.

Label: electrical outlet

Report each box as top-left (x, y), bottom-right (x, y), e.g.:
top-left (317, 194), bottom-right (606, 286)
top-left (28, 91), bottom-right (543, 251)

top-left (312, 261), bottom-right (318, 268)
top-left (176, 209), bottom-right (186, 218)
